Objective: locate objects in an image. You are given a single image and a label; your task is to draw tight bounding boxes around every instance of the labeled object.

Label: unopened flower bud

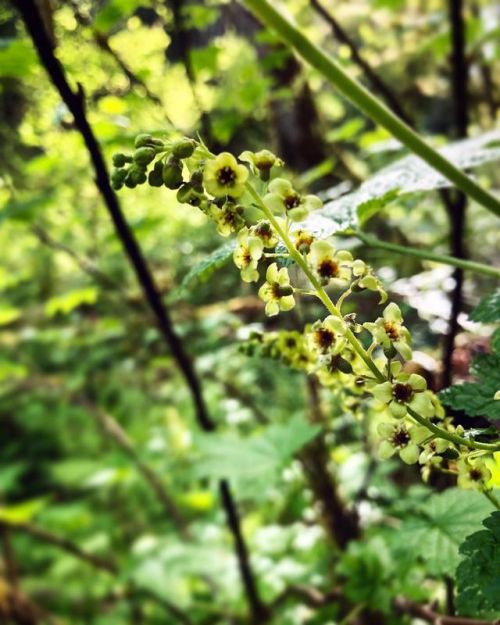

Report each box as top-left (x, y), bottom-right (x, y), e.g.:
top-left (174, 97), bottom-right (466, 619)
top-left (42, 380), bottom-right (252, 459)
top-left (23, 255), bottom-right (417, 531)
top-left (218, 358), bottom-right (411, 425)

top-left (112, 153), bottom-right (131, 167)
top-left (172, 138), bottom-right (196, 159)
top-left (133, 147), bottom-right (156, 166)
top-left (163, 158), bottom-right (184, 189)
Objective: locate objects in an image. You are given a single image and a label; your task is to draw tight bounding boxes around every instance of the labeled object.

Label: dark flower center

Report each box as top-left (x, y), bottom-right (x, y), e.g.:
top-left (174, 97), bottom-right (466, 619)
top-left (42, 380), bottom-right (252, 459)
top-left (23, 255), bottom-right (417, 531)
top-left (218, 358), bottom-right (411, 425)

top-left (318, 259), bottom-right (339, 278)
top-left (314, 328), bottom-right (335, 351)
top-left (242, 249), bottom-right (252, 266)
top-left (285, 337), bottom-right (296, 348)
top-left (469, 468), bottom-right (482, 481)
top-left (272, 282), bottom-right (292, 299)
top-left (217, 167), bottom-right (236, 186)
top-left (255, 222), bottom-right (273, 243)
top-left (284, 193), bottom-right (301, 210)
top-left (256, 158), bottom-right (273, 171)
top-left (393, 383), bottom-right (413, 403)
top-left (384, 321), bottom-right (400, 340)
top-left (391, 428), bottom-right (410, 448)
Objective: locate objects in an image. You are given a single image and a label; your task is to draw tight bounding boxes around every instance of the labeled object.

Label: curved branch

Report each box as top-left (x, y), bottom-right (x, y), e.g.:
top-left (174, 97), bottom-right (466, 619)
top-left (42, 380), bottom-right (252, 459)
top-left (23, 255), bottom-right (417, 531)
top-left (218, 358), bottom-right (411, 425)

top-left (14, 2), bottom-right (265, 620)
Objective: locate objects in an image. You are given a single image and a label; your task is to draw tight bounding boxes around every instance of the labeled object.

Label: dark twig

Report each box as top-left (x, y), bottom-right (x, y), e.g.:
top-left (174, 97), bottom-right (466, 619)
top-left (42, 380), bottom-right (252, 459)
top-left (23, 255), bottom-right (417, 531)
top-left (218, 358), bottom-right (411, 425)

top-left (0, 520), bottom-right (118, 574)
top-left (15, 2), bottom-right (264, 620)
top-left (219, 480), bottom-right (270, 622)
top-left (15, 0), bottom-right (212, 432)
top-left (394, 596), bottom-right (500, 625)
top-left (309, 0), bottom-right (413, 125)
top-left (441, 0), bottom-right (469, 389)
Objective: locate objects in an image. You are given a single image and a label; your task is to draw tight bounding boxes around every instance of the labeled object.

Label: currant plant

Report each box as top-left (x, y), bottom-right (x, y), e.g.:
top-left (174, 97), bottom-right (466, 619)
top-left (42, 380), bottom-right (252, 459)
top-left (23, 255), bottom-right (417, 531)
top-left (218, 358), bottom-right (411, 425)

top-left (112, 134), bottom-right (500, 497)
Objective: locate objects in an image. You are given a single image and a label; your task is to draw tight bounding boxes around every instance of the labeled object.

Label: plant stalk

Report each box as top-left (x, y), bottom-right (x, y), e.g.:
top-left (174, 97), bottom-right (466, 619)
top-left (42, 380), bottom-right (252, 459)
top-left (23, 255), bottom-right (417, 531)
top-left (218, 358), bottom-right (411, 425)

top-left (242, 0), bottom-right (500, 217)
top-left (356, 232), bottom-right (500, 279)
top-left (246, 181), bottom-right (500, 453)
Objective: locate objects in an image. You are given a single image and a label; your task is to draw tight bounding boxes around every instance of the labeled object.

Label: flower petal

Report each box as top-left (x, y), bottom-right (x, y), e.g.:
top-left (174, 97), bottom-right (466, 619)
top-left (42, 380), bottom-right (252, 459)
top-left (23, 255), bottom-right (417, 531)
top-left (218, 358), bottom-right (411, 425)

top-left (400, 444), bottom-right (419, 464)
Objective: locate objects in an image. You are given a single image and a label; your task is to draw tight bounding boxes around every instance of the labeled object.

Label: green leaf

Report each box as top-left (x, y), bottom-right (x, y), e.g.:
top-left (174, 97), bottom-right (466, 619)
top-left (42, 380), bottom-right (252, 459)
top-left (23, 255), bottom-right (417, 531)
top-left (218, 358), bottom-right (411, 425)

top-left (456, 509), bottom-right (500, 618)
top-left (396, 489), bottom-right (495, 576)
top-left (356, 189), bottom-right (400, 225)
top-left (0, 498), bottom-right (48, 524)
top-left (470, 290), bottom-right (500, 323)
top-left (93, 0), bottom-right (146, 32)
top-left (492, 328), bottom-right (500, 355)
top-left (0, 39), bottom-right (37, 78)
top-left (45, 287), bottom-right (99, 317)
top-left (307, 130), bottom-right (500, 238)
top-left (440, 353), bottom-right (500, 422)
top-left (175, 241), bottom-right (236, 296)
top-left (194, 415), bottom-right (320, 496)
top-left (0, 306), bottom-right (21, 326)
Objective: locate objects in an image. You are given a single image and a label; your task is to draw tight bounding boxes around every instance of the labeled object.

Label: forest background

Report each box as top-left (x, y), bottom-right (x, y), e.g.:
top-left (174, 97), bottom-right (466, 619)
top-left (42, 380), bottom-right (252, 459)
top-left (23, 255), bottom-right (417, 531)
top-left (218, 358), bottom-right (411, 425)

top-left (1, 0), bottom-right (500, 624)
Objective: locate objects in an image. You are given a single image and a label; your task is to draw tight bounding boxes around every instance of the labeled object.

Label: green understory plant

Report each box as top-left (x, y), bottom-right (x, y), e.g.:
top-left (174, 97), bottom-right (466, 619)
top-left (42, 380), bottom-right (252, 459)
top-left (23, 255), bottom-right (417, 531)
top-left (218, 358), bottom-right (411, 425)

top-left (112, 134), bottom-right (500, 499)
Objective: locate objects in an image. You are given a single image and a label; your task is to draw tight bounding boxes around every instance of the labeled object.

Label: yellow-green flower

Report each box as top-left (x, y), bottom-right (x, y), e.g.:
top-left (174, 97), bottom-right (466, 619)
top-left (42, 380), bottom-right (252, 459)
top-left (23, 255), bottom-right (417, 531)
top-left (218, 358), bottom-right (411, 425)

top-left (239, 149), bottom-right (283, 180)
top-left (209, 202), bottom-right (245, 237)
top-left (306, 240), bottom-right (352, 285)
top-left (457, 457), bottom-right (492, 490)
top-left (364, 303), bottom-right (412, 360)
top-left (204, 152), bottom-right (249, 198)
top-left (233, 227), bottom-right (263, 283)
top-left (250, 220), bottom-right (278, 248)
top-left (377, 422), bottom-right (427, 464)
top-left (273, 330), bottom-right (312, 370)
top-left (258, 263), bottom-right (295, 316)
top-left (307, 316), bottom-right (347, 356)
top-left (372, 372), bottom-right (435, 418)
top-left (418, 437), bottom-right (450, 465)
top-left (292, 229), bottom-right (315, 254)
top-left (352, 259), bottom-right (387, 303)
top-left (264, 178), bottom-right (322, 222)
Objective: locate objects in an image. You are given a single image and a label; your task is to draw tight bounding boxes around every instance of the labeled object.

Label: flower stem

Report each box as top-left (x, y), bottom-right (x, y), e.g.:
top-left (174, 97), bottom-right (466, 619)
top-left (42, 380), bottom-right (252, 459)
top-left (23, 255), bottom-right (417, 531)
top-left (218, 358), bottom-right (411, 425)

top-left (242, 0), bottom-right (500, 218)
top-left (246, 182), bottom-right (384, 380)
top-left (482, 489), bottom-right (500, 510)
top-left (357, 231), bottom-right (500, 279)
top-left (245, 180), bottom-right (500, 453)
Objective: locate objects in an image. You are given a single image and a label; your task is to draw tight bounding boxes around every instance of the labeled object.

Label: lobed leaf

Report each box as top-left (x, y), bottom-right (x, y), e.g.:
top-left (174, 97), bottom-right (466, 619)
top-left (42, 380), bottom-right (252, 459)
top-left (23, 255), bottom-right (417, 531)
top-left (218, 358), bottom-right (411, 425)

top-left (455, 510), bottom-right (500, 618)
top-left (303, 130), bottom-right (500, 238)
top-left (470, 290), bottom-right (500, 323)
top-left (396, 489), bottom-right (495, 576)
top-left (440, 353), bottom-right (500, 422)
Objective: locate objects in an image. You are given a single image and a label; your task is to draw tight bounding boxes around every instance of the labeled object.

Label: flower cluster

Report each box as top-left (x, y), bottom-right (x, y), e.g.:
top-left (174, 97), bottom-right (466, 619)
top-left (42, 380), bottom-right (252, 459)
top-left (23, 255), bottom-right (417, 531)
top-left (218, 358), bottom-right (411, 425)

top-left (112, 136), bottom-right (496, 493)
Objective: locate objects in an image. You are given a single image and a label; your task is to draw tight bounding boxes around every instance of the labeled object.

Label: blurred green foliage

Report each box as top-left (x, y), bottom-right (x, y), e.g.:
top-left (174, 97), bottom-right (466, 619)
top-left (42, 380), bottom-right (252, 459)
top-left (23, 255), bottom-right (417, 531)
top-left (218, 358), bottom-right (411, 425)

top-left (1, 0), bottom-right (500, 623)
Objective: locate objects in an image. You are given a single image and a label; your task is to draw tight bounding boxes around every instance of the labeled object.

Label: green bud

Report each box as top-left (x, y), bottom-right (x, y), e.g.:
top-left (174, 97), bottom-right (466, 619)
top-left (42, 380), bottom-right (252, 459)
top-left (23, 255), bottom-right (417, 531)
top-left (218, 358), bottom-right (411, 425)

top-left (190, 170), bottom-right (204, 192)
top-left (125, 165), bottom-right (147, 187)
top-left (148, 161), bottom-right (163, 187)
top-left (336, 357), bottom-right (353, 374)
top-left (112, 153), bottom-right (131, 167)
top-left (171, 138), bottom-right (196, 159)
top-left (111, 167), bottom-right (127, 190)
top-left (133, 147), bottom-right (156, 166)
top-left (135, 133), bottom-right (164, 148)
top-left (163, 158), bottom-right (184, 189)
top-left (176, 182), bottom-right (203, 206)
top-left (383, 343), bottom-right (398, 359)
top-left (441, 448), bottom-right (460, 460)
